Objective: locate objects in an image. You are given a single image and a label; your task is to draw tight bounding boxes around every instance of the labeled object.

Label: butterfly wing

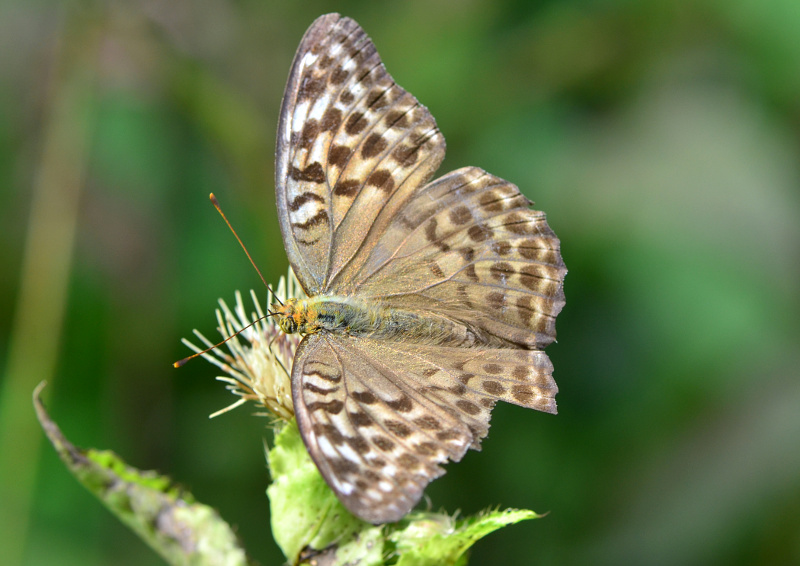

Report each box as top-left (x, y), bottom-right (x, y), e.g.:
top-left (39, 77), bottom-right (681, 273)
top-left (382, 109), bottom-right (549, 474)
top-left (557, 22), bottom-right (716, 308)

top-left (275, 14), bottom-right (445, 295)
top-left (330, 166), bottom-right (567, 349)
top-left (292, 332), bottom-right (557, 524)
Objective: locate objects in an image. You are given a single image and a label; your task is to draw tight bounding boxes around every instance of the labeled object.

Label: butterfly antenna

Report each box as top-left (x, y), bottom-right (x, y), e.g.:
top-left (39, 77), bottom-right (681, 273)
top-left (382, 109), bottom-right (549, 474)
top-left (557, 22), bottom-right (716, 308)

top-left (209, 193), bottom-right (283, 306)
top-left (173, 312), bottom-right (278, 368)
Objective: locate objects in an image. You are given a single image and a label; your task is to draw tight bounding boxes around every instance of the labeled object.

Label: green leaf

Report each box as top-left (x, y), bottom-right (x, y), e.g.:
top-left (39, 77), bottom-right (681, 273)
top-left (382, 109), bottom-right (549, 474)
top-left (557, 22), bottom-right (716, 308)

top-left (34, 382), bottom-right (249, 566)
top-left (330, 526), bottom-right (385, 565)
top-left (391, 509), bottom-right (540, 566)
top-left (266, 418), bottom-right (542, 566)
top-left (267, 420), bottom-right (369, 564)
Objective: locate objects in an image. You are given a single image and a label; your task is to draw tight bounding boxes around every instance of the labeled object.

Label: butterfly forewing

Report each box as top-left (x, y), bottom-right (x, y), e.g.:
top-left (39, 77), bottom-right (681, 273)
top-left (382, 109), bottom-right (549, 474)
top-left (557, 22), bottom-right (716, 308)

top-left (276, 13), bottom-right (445, 295)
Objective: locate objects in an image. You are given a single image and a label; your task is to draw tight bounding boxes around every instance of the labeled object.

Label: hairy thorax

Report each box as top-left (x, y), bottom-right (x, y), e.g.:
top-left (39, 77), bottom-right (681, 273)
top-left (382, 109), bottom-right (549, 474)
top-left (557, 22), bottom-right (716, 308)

top-left (273, 296), bottom-right (483, 347)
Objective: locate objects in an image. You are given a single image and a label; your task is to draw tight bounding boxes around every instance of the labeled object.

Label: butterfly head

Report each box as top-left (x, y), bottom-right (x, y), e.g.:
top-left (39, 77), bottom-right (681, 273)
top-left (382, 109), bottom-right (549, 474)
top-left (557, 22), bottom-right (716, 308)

top-left (271, 298), bottom-right (300, 334)
top-left (273, 297), bottom-right (324, 335)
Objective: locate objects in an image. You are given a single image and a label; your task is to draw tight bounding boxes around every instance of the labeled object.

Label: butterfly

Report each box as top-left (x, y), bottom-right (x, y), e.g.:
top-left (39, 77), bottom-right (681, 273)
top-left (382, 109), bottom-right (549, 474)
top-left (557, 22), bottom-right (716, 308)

top-left (272, 13), bottom-right (566, 524)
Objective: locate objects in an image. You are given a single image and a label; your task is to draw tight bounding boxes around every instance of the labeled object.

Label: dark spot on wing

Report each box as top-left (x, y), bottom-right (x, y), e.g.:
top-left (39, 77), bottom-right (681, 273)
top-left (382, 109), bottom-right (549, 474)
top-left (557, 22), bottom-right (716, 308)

top-left (512, 385), bottom-right (534, 404)
top-left (492, 241), bottom-right (512, 256)
top-left (483, 363), bottom-right (503, 374)
top-left (330, 458), bottom-right (358, 475)
top-left (330, 66), bottom-right (349, 85)
top-left (458, 373), bottom-right (475, 385)
top-left (346, 435), bottom-right (371, 454)
top-left (333, 179), bottom-right (361, 197)
top-left (299, 119), bottom-right (319, 149)
top-left (290, 162), bottom-right (326, 184)
top-left (349, 410), bottom-right (374, 427)
top-left (428, 261), bottom-right (445, 279)
top-left (367, 169), bottom-right (394, 192)
top-left (303, 382), bottom-right (339, 395)
top-left (487, 292), bottom-right (505, 309)
top-left (424, 218), bottom-right (450, 252)
top-left (436, 429), bottom-right (462, 442)
top-left (386, 395), bottom-right (413, 413)
top-left (361, 133), bottom-right (388, 158)
top-left (449, 205), bottom-right (472, 225)
top-left (373, 436), bottom-right (395, 451)
top-left (289, 192), bottom-right (325, 212)
top-left (397, 453), bottom-right (420, 469)
top-left (346, 112), bottom-right (368, 135)
top-left (468, 224), bottom-right (493, 242)
top-left (456, 400), bottom-right (481, 415)
top-left (366, 87), bottom-right (390, 109)
top-left (490, 262), bottom-right (514, 281)
top-left (320, 107), bottom-right (343, 132)
top-left (391, 144), bottom-right (420, 167)
top-left (385, 110), bottom-right (410, 128)
top-left (292, 209), bottom-right (329, 230)
top-left (385, 420), bottom-right (412, 438)
top-left (306, 399), bottom-right (344, 414)
top-left (449, 384), bottom-right (467, 395)
top-left (353, 390), bottom-right (378, 404)
top-left (298, 74), bottom-right (326, 101)
top-left (459, 247), bottom-right (475, 262)
top-left (313, 423), bottom-right (345, 444)
top-left (482, 381), bottom-right (506, 395)
top-left (478, 192), bottom-right (506, 213)
top-left (413, 416), bottom-right (441, 430)
top-left (415, 442), bottom-right (438, 456)
top-left (329, 145), bottom-right (353, 168)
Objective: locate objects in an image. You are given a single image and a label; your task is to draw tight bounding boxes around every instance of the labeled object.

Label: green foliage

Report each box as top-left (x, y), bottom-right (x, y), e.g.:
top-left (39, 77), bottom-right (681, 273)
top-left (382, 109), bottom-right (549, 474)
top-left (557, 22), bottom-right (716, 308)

top-left (267, 421), bottom-right (540, 566)
top-left (390, 509), bottom-right (539, 566)
top-left (34, 383), bottom-right (249, 566)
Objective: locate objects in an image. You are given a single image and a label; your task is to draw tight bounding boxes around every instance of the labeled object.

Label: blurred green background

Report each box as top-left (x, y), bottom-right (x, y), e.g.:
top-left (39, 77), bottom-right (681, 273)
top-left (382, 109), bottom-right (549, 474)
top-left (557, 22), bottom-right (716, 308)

top-left (2, 0), bottom-right (799, 564)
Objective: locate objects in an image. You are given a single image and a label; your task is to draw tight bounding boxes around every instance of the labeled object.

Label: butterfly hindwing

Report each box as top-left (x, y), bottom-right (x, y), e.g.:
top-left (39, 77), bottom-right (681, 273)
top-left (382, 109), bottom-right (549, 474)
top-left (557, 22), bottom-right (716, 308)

top-left (276, 14), bottom-right (445, 295)
top-left (292, 333), bottom-right (558, 524)
top-left (292, 332), bottom-right (469, 524)
top-left (335, 166), bottom-right (567, 349)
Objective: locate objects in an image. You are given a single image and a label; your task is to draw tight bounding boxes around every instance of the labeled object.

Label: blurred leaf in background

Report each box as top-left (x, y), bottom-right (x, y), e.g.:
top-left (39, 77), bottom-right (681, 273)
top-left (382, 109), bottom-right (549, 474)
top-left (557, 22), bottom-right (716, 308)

top-left (1, 0), bottom-right (798, 565)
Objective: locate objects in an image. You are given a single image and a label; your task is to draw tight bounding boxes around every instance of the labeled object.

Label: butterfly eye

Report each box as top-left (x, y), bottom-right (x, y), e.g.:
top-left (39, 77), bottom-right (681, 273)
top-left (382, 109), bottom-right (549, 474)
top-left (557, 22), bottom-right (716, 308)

top-left (279, 317), bottom-right (298, 334)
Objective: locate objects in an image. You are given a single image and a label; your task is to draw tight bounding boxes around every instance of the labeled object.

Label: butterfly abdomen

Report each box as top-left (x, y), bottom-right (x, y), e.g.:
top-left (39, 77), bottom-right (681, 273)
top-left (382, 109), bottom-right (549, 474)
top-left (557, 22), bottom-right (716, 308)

top-left (289, 296), bottom-right (480, 346)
